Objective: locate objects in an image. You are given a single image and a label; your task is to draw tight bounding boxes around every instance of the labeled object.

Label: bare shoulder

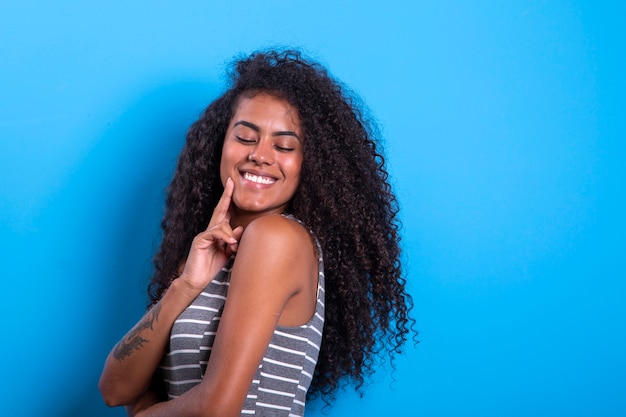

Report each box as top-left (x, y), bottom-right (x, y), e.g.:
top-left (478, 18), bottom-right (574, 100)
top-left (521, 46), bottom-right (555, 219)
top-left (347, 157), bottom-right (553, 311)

top-left (240, 214), bottom-right (314, 254)
top-left (232, 214), bottom-right (316, 298)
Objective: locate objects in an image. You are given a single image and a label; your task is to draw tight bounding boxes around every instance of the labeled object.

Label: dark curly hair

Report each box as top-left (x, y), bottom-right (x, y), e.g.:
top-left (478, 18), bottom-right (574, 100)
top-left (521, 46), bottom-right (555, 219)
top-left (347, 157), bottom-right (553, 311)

top-left (148, 49), bottom-right (414, 401)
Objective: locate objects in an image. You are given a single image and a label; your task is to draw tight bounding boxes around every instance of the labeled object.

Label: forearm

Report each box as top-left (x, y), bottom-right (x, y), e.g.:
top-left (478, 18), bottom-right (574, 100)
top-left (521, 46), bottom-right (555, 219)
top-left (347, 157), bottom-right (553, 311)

top-left (125, 387), bottom-right (162, 417)
top-left (134, 398), bottom-right (194, 417)
top-left (133, 383), bottom-right (240, 417)
top-left (99, 279), bottom-right (199, 406)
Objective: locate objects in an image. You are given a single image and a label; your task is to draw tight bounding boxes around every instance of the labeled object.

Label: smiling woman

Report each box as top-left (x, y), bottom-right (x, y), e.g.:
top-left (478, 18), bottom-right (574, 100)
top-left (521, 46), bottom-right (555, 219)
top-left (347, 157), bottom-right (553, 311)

top-left (98, 49), bottom-right (414, 417)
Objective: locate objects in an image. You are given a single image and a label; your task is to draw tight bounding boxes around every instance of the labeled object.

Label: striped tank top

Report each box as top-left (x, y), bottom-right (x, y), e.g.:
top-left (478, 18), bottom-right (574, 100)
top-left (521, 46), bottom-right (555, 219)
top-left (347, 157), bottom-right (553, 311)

top-left (160, 215), bottom-right (325, 416)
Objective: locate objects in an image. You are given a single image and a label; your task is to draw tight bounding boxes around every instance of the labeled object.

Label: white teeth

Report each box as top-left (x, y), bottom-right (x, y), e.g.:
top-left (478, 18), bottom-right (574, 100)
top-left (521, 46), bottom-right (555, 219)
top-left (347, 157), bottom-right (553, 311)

top-left (243, 172), bottom-right (275, 185)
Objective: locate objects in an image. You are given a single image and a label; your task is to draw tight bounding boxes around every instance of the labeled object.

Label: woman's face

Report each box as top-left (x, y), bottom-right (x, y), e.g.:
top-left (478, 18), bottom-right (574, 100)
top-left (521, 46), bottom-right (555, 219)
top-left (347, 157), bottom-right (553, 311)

top-left (220, 93), bottom-right (303, 221)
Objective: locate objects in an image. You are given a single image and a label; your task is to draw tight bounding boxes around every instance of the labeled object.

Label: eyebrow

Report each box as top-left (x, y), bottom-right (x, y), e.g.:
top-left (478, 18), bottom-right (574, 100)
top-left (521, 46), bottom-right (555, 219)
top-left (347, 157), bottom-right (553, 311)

top-left (234, 120), bottom-right (301, 141)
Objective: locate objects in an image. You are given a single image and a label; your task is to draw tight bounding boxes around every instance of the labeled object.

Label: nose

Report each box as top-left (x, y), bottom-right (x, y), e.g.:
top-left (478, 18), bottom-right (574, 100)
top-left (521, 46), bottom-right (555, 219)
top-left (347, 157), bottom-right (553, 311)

top-left (248, 140), bottom-right (274, 165)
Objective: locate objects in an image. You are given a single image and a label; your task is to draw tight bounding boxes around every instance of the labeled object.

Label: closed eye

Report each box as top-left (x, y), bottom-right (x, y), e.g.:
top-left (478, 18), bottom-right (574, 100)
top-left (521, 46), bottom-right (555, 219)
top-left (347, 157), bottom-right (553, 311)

top-left (275, 145), bottom-right (295, 152)
top-left (235, 136), bottom-right (256, 144)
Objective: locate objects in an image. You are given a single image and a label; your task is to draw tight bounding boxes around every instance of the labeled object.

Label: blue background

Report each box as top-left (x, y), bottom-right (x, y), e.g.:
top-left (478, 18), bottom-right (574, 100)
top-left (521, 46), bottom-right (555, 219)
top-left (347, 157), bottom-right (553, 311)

top-left (1, 1), bottom-right (624, 416)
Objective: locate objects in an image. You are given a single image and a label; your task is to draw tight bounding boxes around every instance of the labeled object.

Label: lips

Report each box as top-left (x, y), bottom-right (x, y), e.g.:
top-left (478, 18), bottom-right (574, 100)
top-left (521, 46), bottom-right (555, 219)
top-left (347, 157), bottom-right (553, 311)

top-left (242, 171), bottom-right (277, 185)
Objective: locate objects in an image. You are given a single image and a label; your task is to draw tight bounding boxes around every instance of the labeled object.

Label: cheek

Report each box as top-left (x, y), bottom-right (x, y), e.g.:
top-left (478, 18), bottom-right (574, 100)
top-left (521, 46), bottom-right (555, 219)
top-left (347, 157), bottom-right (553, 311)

top-left (219, 148), bottom-right (233, 185)
top-left (288, 156), bottom-right (304, 186)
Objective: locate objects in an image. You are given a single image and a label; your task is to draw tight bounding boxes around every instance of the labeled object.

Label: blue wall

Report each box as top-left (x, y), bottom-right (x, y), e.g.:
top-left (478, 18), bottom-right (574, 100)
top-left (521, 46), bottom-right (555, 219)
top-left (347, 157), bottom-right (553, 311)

top-left (1, 1), bottom-right (624, 416)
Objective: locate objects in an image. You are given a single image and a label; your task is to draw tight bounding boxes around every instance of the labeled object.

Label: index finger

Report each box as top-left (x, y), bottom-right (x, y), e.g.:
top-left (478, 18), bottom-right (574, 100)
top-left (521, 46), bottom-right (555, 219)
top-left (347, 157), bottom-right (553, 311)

top-left (210, 177), bottom-right (234, 226)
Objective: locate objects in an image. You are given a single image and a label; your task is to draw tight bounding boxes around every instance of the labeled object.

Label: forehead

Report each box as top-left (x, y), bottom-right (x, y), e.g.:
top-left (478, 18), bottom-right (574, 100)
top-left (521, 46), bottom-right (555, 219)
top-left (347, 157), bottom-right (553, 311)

top-left (231, 93), bottom-right (301, 128)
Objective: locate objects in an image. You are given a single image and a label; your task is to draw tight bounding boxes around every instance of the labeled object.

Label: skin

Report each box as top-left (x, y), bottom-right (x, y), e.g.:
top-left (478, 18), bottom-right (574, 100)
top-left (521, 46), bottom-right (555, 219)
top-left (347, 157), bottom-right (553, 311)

top-left (99, 94), bottom-right (318, 417)
top-left (220, 92), bottom-right (304, 228)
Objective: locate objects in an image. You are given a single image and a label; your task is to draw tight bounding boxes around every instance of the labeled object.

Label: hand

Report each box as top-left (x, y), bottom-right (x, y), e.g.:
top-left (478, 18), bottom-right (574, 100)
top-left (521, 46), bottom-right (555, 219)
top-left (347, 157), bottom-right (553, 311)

top-left (178, 177), bottom-right (244, 292)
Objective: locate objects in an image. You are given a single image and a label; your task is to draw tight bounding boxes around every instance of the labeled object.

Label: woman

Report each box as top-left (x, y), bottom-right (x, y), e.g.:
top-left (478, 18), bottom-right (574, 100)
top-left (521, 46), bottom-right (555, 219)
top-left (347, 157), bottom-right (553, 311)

top-left (99, 49), bottom-right (413, 416)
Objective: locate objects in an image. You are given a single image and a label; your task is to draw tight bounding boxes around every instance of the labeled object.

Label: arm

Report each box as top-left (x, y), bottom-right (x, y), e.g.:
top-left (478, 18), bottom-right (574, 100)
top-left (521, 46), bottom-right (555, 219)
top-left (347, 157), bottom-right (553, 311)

top-left (134, 214), bottom-right (317, 417)
top-left (98, 280), bottom-right (198, 406)
top-left (99, 178), bottom-right (243, 406)
top-left (125, 370), bottom-right (167, 417)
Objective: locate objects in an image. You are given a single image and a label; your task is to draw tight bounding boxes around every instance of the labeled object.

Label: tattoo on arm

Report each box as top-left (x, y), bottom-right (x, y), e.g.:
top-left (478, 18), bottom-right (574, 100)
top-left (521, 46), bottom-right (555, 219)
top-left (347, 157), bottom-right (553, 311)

top-left (113, 303), bottom-right (162, 361)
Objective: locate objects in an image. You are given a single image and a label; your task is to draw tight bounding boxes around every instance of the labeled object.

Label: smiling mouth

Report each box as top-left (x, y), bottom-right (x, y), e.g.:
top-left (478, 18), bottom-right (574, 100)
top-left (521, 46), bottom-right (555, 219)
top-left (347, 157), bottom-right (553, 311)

top-left (243, 171), bottom-right (276, 185)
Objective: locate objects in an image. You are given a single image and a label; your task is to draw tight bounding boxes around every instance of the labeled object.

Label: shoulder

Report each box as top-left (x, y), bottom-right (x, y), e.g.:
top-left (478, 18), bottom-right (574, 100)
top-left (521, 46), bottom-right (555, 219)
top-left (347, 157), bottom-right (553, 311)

top-left (239, 214), bottom-right (314, 254)
top-left (232, 214), bottom-right (316, 295)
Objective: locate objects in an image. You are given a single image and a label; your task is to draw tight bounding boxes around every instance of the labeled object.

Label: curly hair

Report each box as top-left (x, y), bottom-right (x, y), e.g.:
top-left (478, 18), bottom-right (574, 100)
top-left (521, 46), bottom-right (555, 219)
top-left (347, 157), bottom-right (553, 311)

top-left (148, 49), bottom-right (414, 400)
